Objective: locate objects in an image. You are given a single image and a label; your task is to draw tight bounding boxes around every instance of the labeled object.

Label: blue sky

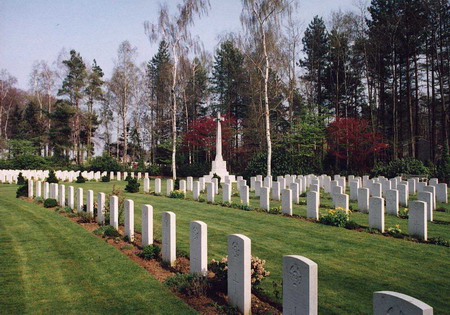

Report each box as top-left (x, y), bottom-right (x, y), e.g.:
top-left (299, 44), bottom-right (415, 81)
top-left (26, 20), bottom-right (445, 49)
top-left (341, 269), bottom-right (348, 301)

top-left (0, 0), bottom-right (356, 90)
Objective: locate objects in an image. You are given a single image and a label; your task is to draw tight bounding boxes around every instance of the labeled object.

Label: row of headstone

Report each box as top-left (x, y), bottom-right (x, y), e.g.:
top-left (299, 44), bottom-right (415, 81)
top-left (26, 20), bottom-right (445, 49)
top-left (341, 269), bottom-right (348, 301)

top-left (23, 181), bottom-right (434, 314)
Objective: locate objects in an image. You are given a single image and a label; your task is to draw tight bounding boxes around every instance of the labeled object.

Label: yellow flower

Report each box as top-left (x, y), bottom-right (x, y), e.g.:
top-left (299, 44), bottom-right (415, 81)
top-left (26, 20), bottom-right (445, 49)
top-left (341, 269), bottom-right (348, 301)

top-left (395, 224), bottom-right (400, 229)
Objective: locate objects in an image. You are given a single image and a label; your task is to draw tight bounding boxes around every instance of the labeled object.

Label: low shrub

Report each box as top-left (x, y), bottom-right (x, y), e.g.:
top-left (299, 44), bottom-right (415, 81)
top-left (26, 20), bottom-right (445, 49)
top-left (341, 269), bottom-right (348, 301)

top-left (164, 273), bottom-right (209, 297)
top-left (16, 182), bottom-right (28, 198)
top-left (17, 172), bottom-right (26, 185)
top-left (212, 173), bottom-right (222, 189)
top-left (436, 144), bottom-right (450, 183)
top-left (345, 220), bottom-right (359, 230)
top-left (125, 178), bottom-right (140, 193)
top-left (386, 224), bottom-right (403, 238)
top-left (93, 226), bottom-right (108, 235)
top-left (46, 170), bottom-right (59, 183)
top-left (398, 208), bottom-right (409, 219)
top-left (101, 175), bottom-right (110, 182)
top-left (319, 208), bottom-right (349, 227)
top-left (136, 244), bottom-right (161, 260)
top-left (77, 212), bottom-right (94, 223)
top-left (428, 236), bottom-right (449, 247)
top-left (103, 226), bottom-right (120, 238)
top-left (34, 196), bottom-right (44, 203)
top-left (169, 190), bottom-right (185, 199)
top-left (371, 158), bottom-right (429, 178)
top-left (268, 206), bottom-right (281, 214)
top-left (76, 172), bottom-right (86, 183)
top-left (208, 255), bottom-right (270, 292)
top-left (44, 198), bottom-right (58, 208)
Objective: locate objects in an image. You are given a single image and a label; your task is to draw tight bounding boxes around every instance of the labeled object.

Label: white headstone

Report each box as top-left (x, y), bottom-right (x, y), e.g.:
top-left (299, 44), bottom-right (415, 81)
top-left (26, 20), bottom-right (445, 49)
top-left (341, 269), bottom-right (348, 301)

top-left (28, 180), bottom-right (34, 198)
top-left (162, 211), bottom-right (176, 266)
top-left (350, 180), bottom-right (359, 201)
top-left (206, 182), bottom-right (215, 203)
top-left (408, 179), bottom-right (416, 195)
top-left (110, 195), bottom-right (119, 229)
top-left (223, 183), bottom-right (232, 203)
top-left (179, 180), bottom-right (187, 193)
top-left (155, 178), bottom-right (161, 194)
top-left (255, 180), bottom-right (262, 197)
top-left (97, 192), bottom-right (105, 224)
top-left (371, 182), bottom-right (382, 198)
top-left (124, 199), bottom-right (134, 241)
top-left (68, 186), bottom-right (74, 209)
top-left (166, 179), bottom-right (173, 195)
top-left (417, 191), bottom-right (433, 222)
top-left (369, 197), bottom-right (385, 233)
top-left (240, 185), bottom-right (249, 206)
top-left (386, 189), bottom-right (399, 216)
top-left (282, 189), bottom-right (292, 216)
top-left (283, 255), bottom-right (318, 315)
top-left (335, 193), bottom-right (349, 211)
top-left (373, 291), bottom-right (433, 315)
top-left (186, 177), bottom-right (193, 191)
top-left (190, 220), bottom-right (207, 276)
top-left (58, 184), bottom-right (65, 207)
top-left (398, 183), bottom-right (409, 207)
top-left (272, 181), bottom-right (281, 201)
top-left (307, 191), bottom-right (319, 220)
top-left (212, 178), bottom-right (219, 194)
top-left (77, 188), bottom-right (83, 213)
top-left (86, 190), bottom-right (94, 215)
top-left (408, 201), bottom-right (427, 240)
top-left (193, 181), bottom-right (200, 201)
top-left (436, 183), bottom-right (447, 203)
top-left (357, 187), bottom-right (369, 213)
top-left (144, 178), bottom-right (150, 193)
top-left (417, 181), bottom-right (427, 193)
top-left (142, 204), bottom-right (153, 246)
top-left (260, 186), bottom-right (270, 210)
top-left (228, 234), bottom-right (251, 315)
top-left (43, 182), bottom-right (49, 199)
top-left (290, 183), bottom-right (299, 204)
top-left (423, 186), bottom-right (436, 210)
top-left (35, 181), bottom-right (42, 198)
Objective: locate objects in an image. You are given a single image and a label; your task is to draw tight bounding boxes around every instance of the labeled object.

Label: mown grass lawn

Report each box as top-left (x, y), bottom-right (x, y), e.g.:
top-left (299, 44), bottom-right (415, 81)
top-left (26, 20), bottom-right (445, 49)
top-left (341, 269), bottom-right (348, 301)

top-left (0, 184), bottom-right (195, 315)
top-left (59, 179), bottom-right (450, 314)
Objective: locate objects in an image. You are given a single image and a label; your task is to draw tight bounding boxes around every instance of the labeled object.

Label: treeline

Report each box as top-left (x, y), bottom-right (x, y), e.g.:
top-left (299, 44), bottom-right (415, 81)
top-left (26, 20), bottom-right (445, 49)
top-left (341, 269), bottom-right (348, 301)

top-left (0, 0), bottom-right (449, 178)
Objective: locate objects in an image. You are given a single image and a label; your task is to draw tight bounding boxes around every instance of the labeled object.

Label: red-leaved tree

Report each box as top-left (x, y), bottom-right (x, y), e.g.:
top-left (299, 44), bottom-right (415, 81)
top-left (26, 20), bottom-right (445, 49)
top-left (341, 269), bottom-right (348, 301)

top-left (183, 114), bottom-right (235, 163)
top-left (326, 117), bottom-right (388, 171)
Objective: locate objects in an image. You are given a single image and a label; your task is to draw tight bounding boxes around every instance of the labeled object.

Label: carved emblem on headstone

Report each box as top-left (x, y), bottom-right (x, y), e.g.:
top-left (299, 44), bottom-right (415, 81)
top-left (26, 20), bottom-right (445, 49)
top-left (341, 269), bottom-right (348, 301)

top-left (192, 226), bottom-right (199, 240)
top-left (289, 263), bottom-right (302, 286)
top-left (232, 241), bottom-right (240, 257)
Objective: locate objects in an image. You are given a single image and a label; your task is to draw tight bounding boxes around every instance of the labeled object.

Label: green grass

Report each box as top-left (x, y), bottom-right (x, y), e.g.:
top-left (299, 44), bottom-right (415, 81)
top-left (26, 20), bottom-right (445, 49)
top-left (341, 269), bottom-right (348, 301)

top-left (4, 180), bottom-right (450, 314)
top-left (0, 184), bottom-right (195, 315)
top-left (61, 179), bottom-right (450, 314)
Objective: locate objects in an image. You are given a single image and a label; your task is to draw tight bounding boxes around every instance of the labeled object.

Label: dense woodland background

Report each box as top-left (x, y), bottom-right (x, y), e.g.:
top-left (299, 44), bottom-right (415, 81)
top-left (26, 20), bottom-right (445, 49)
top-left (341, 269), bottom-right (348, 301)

top-left (0, 0), bottom-right (449, 180)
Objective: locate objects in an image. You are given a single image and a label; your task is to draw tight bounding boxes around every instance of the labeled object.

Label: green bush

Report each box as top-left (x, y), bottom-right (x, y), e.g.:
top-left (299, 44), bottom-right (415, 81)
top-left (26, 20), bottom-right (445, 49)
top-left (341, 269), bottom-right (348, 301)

top-left (16, 182), bottom-right (28, 198)
top-left (169, 190), bottom-right (185, 199)
top-left (17, 172), bottom-right (26, 185)
top-left (268, 206), bottom-right (281, 214)
top-left (136, 245), bottom-right (161, 260)
top-left (428, 236), bottom-right (450, 247)
top-left (46, 170), bottom-right (59, 183)
top-left (77, 212), bottom-right (94, 223)
top-left (319, 208), bottom-right (349, 227)
top-left (44, 198), bottom-right (58, 208)
top-left (212, 173), bottom-right (222, 188)
top-left (125, 178), bottom-right (140, 193)
top-left (177, 163), bottom-right (209, 178)
top-left (164, 273), bottom-right (209, 297)
top-left (103, 226), bottom-right (120, 238)
top-left (34, 196), bottom-right (44, 203)
top-left (75, 172), bottom-right (86, 183)
top-left (101, 175), bottom-right (110, 182)
top-left (8, 154), bottom-right (50, 170)
top-left (89, 154), bottom-right (122, 172)
top-left (386, 224), bottom-right (403, 238)
top-left (436, 144), bottom-right (450, 183)
top-left (371, 158), bottom-right (429, 178)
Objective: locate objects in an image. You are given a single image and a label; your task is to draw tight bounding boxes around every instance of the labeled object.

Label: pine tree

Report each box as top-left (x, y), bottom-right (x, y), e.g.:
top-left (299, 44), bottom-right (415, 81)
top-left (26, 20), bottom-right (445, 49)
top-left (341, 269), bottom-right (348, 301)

top-left (58, 50), bottom-right (87, 164)
top-left (84, 60), bottom-right (104, 160)
top-left (300, 16), bottom-right (330, 116)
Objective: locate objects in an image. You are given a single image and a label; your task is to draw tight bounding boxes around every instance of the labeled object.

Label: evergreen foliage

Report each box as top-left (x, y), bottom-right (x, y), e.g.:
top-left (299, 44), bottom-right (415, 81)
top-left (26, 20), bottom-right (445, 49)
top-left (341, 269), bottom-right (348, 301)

top-left (125, 178), bottom-right (140, 193)
top-left (46, 170), bottom-right (59, 183)
top-left (76, 172), bottom-right (86, 183)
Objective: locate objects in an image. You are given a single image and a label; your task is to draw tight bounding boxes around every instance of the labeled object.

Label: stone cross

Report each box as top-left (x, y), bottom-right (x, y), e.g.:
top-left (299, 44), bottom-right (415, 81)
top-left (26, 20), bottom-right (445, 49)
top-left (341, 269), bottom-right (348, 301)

top-left (215, 112), bottom-right (225, 161)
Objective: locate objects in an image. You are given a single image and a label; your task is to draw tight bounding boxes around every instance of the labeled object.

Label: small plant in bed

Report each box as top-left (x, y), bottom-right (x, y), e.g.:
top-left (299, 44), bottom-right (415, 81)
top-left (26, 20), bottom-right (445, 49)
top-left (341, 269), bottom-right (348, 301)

top-left (101, 175), bottom-right (110, 182)
top-left (136, 244), bottom-right (161, 260)
top-left (319, 208), bottom-right (349, 227)
top-left (76, 173), bottom-right (86, 183)
top-left (44, 198), bottom-right (58, 208)
top-left (164, 273), bottom-right (209, 297)
top-left (169, 190), bottom-right (185, 199)
top-left (125, 178), bottom-right (140, 193)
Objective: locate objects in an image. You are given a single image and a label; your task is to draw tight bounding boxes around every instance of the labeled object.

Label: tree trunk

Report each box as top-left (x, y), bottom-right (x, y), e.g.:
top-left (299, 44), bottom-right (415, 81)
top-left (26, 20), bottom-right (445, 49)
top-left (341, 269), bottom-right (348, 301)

top-left (262, 29), bottom-right (272, 177)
